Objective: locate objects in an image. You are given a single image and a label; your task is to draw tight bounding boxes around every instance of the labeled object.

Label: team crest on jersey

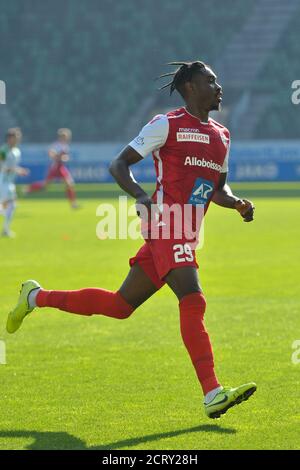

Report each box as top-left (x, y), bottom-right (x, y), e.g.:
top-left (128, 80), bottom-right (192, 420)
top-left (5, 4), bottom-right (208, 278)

top-left (134, 136), bottom-right (144, 146)
top-left (177, 132), bottom-right (210, 144)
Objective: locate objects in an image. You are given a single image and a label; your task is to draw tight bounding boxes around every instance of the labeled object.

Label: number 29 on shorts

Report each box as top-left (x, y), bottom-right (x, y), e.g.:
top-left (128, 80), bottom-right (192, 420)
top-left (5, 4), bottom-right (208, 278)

top-left (173, 243), bottom-right (194, 263)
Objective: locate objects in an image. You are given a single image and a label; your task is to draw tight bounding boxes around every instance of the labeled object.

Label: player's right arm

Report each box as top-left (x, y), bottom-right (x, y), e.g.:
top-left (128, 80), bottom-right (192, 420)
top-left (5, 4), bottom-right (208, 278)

top-left (109, 146), bottom-right (149, 201)
top-left (48, 148), bottom-right (57, 160)
top-left (109, 114), bottom-right (169, 212)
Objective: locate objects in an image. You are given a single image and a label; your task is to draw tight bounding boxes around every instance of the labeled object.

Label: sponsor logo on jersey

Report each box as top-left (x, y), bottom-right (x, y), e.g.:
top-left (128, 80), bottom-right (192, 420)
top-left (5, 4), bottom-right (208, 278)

top-left (134, 136), bottom-right (144, 145)
top-left (177, 132), bottom-right (210, 144)
top-left (178, 128), bottom-right (201, 133)
top-left (184, 156), bottom-right (222, 172)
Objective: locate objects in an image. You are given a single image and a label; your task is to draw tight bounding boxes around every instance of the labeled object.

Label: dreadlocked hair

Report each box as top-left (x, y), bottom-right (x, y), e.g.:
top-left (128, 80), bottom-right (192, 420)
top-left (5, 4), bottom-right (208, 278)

top-left (157, 61), bottom-right (207, 96)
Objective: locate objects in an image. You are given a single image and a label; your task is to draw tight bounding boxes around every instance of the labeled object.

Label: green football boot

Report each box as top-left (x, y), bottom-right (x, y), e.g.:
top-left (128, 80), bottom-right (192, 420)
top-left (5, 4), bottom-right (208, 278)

top-left (6, 280), bottom-right (40, 334)
top-left (205, 382), bottom-right (257, 419)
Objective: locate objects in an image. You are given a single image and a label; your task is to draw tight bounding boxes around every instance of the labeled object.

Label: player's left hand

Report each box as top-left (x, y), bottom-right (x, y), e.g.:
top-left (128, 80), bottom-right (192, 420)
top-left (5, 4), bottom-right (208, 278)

top-left (234, 199), bottom-right (255, 222)
top-left (61, 153), bottom-right (70, 162)
top-left (17, 167), bottom-right (30, 177)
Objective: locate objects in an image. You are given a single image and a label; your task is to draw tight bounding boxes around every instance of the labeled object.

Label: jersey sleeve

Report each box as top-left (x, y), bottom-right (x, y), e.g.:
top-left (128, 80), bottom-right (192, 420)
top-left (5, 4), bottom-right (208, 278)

top-left (128, 114), bottom-right (169, 158)
top-left (220, 132), bottom-right (230, 173)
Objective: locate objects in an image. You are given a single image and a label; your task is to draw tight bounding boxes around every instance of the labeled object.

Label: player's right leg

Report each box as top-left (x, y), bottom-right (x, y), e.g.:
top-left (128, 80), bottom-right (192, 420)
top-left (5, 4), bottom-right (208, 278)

top-left (25, 166), bottom-right (55, 193)
top-left (6, 262), bottom-right (159, 334)
top-left (25, 180), bottom-right (47, 193)
top-left (0, 184), bottom-right (17, 237)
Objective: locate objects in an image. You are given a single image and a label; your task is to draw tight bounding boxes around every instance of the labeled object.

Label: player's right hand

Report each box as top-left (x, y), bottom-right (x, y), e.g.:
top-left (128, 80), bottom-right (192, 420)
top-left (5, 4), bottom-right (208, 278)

top-left (17, 167), bottom-right (30, 176)
top-left (136, 194), bottom-right (161, 241)
top-left (135, 194), bottom-right (157, 220)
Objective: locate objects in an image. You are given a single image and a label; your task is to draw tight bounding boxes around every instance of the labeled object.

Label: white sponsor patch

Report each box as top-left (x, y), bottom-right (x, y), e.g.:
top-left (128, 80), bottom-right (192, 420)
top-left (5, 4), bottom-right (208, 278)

top-left (177, 132), bottom-right (210, 144)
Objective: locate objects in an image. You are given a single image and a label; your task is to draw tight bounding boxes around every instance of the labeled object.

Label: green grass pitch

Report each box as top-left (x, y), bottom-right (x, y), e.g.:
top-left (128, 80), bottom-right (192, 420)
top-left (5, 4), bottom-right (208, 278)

top-left (0, 183), bottom-right (300, 450)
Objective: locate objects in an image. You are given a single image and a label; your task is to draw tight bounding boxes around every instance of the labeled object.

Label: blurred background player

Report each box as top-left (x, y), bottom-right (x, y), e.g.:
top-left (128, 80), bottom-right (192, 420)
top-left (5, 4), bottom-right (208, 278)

top-left (25, 128), bottom-right (79, 208)
top-left (0, 128), bottom-right (29, 237)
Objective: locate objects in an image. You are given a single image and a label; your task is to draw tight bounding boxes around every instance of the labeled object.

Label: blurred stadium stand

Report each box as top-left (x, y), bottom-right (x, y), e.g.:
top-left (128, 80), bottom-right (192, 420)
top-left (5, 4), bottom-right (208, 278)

top-left (1, 0), bottom-right (299, 143)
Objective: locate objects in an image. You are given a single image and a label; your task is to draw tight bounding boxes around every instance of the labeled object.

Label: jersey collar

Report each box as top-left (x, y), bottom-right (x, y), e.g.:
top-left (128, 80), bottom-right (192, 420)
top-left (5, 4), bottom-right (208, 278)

top-left (183, 107), bottom-right (211, 125)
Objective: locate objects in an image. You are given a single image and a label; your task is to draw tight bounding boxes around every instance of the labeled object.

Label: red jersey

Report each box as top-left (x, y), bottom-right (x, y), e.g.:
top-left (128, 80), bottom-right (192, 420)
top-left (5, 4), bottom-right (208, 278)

top-left (49, 141), bottom-right (70, 167)
top-left (129, 107), bottom-right (230, 240)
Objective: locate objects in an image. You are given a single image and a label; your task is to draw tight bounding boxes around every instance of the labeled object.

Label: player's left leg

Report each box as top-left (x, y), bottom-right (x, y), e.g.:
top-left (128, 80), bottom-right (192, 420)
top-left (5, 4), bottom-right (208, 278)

top-left (60, 166), bottom-right (78, 208)
top-left (25, 165), bottom-right (57, 194)
top-left (65, 181), bottom-right (77, 208)
top-left (165, 266), bottom-right (256, 418)
top-left (1, 198), bottom-right (17, 237)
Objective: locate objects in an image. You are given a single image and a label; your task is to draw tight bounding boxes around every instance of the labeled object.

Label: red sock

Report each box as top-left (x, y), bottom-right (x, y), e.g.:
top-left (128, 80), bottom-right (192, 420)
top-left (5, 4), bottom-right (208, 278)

top-left (179, 292), bottom-right (220, 395)
top-left (66, 187), bottom-right (76, 203)
top-left (27, 181), bottom-right (45, 192)
top-left (36, 288), bottom-right (134, 319)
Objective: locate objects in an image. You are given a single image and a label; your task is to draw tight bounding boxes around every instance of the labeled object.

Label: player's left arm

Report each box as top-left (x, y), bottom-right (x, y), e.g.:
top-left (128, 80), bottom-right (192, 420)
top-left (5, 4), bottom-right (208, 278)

top-left (212, 172), bottom-right (255, 222)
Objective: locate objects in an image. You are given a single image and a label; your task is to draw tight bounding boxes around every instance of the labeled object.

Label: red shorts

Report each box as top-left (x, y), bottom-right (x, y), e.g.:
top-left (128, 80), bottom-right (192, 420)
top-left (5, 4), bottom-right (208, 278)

top-left (129, 237), bottom-right (199, 289)
top-left (46, 164), bottom-right (74, 184)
